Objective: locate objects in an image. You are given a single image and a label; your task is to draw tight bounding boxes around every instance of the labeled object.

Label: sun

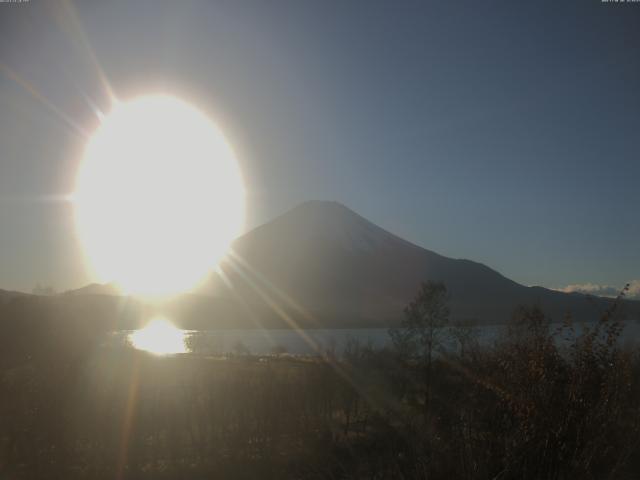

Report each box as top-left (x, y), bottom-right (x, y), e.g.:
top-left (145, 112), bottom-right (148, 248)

top-left (73, 95), bottom-right (245, 296)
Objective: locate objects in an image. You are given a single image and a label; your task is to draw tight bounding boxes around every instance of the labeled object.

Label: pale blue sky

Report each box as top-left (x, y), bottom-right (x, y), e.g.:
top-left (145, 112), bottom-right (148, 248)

top-left (0, 0), bottom-right (638, 293)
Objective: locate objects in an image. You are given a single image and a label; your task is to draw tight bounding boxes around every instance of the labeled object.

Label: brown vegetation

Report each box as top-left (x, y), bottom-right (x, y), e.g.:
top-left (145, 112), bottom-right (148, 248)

top-left (0, 286), bottom-right (639, 479)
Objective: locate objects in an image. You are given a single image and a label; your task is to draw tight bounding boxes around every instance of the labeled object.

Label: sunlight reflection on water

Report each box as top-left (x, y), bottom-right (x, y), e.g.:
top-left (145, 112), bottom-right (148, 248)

top-left (129, 318), bottom-right (187, 355)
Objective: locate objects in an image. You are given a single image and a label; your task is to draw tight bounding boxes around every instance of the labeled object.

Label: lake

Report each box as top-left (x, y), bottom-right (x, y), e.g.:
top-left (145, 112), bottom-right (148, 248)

top-left (111, 319), bottom-right (640, 356)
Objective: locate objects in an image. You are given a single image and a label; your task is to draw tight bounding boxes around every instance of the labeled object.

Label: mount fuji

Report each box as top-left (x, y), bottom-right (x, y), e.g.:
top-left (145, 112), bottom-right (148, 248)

top-left (199, 201), bottom-right (636, 327)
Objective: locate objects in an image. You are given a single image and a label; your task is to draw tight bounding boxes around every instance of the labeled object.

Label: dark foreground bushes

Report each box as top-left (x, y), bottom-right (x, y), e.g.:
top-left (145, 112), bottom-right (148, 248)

top-left (1, 295), bottom-right (639, 479)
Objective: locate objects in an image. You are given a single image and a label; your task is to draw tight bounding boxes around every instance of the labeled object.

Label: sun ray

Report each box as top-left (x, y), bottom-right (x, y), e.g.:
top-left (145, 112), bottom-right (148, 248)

top-left (50, 0), bottom-right (118, 103)
top-left (221, 252), bottom-right (392, 414)
top-left (228, 249), bottom-right (317, 326)
top-left (216, 263), bottom-right (266, 330)
top-left (223, 255), bottom-right (322, 353)
top-left (0, 62), bottom-right (89, 137)
top-left (116, 354), bottom-right (140, 480)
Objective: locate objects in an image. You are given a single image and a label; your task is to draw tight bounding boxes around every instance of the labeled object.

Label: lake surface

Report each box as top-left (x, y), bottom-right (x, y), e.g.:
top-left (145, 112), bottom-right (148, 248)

top-left (112, 320), bottom-right (640, 356)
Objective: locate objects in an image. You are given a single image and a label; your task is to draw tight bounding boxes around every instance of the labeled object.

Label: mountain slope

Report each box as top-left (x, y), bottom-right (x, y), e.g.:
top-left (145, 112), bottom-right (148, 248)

top-left (216, 201), bottom-right (636, 326)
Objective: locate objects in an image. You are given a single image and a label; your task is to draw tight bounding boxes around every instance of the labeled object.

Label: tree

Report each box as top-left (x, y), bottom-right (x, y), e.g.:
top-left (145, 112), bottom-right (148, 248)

top-left (448, 319), bottom-right (478, 359)
top-left (389, 281), bottom-right (450, 417)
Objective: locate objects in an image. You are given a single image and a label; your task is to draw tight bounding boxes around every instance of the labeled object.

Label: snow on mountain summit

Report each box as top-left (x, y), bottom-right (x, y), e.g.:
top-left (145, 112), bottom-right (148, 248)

top-left (267, 201), bottom-right (417, 254)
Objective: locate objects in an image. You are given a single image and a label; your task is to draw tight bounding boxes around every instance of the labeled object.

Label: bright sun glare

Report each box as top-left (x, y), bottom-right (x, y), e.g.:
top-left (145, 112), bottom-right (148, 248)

top-left (74, 95), bottom-right (245, 296)
top-left (129, 318), bottom-right (187, 355)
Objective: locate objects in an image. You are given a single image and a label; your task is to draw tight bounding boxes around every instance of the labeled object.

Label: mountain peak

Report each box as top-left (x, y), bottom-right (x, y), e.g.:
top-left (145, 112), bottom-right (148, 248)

top-left (288, 200), bottom-right (358, 218)
top-left (294, 199), bottom-right (350, 209)
top-left (247, 200), bottom-right (411, 255)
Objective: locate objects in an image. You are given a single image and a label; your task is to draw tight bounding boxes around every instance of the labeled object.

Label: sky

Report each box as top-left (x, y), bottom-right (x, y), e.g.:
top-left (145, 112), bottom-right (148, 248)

top-left (0, 0), bottom-right (638, 294)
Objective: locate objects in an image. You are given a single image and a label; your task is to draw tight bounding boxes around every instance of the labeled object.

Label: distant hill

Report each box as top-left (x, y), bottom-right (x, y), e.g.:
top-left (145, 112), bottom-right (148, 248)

top-left (59, 201), bottom-right (640, 328)
top-left (63, 282), bottom-right (121, 296)
top-left (0, 289), bottom-right (30, 304)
